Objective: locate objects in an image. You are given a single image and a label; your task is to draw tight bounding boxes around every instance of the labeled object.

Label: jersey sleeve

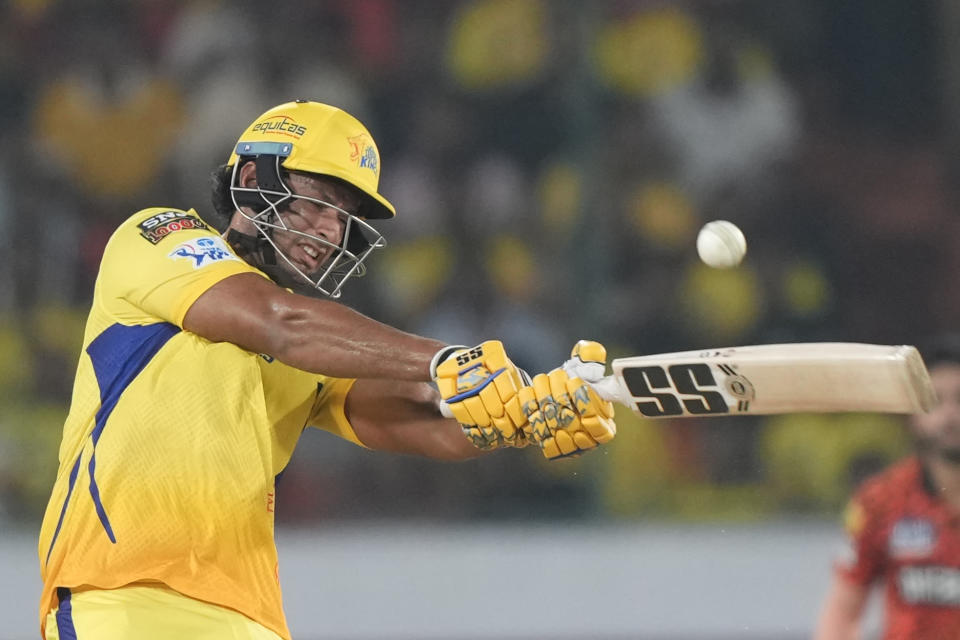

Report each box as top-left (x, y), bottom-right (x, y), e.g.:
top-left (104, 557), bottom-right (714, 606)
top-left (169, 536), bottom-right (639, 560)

top-left (833, 486), bottom-right (887, 586)
top-left (307, 377), bottom-right (367, 448)
top-left (97, 208), bottom-right (267, 327)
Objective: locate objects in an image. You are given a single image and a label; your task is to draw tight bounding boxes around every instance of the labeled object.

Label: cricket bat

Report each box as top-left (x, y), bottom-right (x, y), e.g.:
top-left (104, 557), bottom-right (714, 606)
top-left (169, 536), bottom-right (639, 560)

top-left (585, 343), bottom-right (936, 418)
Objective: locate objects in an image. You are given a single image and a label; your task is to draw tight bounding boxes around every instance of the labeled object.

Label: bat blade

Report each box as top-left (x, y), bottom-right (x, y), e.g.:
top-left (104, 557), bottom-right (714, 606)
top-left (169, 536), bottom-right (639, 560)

top-left (601, 343), bottom-right (936, 418)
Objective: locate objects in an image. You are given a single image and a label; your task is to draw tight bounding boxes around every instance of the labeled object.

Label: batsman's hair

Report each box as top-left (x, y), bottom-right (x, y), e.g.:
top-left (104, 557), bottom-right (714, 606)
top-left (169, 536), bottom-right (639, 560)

top-left (918, 334), bottom-right (960, 370)
top-left (208, 163), bottom-right (235, 233)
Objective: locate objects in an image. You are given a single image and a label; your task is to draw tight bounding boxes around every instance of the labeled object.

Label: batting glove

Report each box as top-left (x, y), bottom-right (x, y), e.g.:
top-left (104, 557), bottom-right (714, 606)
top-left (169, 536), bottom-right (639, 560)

top-left (519, 340), bottom-right (617, 460)
top-left (432, 341), bottom-right (532, 450)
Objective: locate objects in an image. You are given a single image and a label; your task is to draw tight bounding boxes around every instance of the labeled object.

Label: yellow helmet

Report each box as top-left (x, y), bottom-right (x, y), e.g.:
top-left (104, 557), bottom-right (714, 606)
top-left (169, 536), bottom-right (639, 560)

top-left (223, 101), bottom-right (392, 298)
top-left (227, 100), bottom-right (395, 219)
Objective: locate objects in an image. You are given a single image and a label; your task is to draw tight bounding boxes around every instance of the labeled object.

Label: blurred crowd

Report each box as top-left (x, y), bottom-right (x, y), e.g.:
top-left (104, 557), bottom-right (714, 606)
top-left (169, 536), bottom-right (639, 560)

top-left (1, 0), bottom-right (958, 527)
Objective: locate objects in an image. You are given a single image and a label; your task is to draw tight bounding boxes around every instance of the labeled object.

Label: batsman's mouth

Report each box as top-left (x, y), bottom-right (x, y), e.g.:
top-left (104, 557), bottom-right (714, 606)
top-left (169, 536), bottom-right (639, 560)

top-left (286, 240), bottom-right (336, 274)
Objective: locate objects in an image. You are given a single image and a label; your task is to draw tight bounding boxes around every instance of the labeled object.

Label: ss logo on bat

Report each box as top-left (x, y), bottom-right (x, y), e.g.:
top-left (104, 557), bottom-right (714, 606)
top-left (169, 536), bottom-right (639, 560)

top-left (621, 364), bottom-right (730, 417)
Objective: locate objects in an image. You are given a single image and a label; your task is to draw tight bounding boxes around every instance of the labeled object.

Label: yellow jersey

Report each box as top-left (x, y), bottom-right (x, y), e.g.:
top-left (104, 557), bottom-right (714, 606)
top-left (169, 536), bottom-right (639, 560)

top-left (37, 208), bottom-right (362, 640)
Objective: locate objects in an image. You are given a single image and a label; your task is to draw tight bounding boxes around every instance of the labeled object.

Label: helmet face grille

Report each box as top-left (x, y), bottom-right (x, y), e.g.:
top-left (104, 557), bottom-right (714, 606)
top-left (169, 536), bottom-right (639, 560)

top-left (228, 158), bottom-right (386, 298)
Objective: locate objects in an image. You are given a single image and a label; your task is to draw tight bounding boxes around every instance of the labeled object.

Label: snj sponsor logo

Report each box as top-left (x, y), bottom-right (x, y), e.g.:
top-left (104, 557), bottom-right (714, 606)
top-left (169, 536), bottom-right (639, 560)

top-left (252, 115), bottom-right (307, 138)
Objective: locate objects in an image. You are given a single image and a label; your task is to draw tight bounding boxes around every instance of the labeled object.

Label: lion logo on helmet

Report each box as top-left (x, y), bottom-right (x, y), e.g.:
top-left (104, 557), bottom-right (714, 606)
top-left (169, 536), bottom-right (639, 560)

top-left (348, 134), bottom-right (379, 175)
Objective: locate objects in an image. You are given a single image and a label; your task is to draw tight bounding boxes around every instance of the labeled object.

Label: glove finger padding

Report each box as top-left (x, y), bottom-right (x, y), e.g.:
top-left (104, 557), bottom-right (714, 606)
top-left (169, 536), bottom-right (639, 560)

top-left (517, 385), bottom-right (543, 443)
top-left (548, 369), bottom-right (581, 431)
top-left (566, 377), bottom-right (616, 443)
top-left (434, 340), bottom-right (530, 449)
top-left (520, 369), bottom-right (591, 459)
top-left (521, 340), bottom-right (619, 460)
top-left (461, 425), bottom-right (499, 450)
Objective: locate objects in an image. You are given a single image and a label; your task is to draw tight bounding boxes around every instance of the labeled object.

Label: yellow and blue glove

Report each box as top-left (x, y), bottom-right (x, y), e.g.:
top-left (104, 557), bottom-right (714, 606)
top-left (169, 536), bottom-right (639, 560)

top-left (518, 340), bottom-right (617, 460)
top-left (432, 340), bottom-right (532, 450)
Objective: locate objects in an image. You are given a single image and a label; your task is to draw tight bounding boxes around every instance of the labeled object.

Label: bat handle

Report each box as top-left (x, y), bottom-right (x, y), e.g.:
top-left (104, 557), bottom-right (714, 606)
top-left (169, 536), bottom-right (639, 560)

top-left (585, 374), bottom-right (625, 404)
top-left (562, 357), bottom-right (625, 404)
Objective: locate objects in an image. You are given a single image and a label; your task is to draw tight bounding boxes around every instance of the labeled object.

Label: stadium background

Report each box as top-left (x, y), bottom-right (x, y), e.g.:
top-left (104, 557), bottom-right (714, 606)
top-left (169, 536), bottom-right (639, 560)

top-left (1, 1), bottom-right (958, 638)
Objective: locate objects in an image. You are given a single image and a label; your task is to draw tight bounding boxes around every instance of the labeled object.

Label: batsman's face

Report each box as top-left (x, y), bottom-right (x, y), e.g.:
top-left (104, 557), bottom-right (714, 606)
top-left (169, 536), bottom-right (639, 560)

top-left (270, 173), bottom-right (360, 277)
top-left (911, 363), bottom-right (960, 461)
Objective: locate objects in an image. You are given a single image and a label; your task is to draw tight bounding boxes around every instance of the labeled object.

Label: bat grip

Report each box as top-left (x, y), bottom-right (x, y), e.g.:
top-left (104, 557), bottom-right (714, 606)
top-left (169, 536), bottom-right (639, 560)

top-left (585, 374), bottom-right (625, 404)
top-left (563, 357), bottom-right (624, 404)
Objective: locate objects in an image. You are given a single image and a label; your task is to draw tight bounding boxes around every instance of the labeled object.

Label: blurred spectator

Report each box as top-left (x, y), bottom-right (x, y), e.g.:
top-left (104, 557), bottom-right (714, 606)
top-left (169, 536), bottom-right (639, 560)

top-left (32, 12), bottom-right (184, 203)
top-left (593, 5), bottom-right (702, 97)
top-left (161, 1), bottom-right (272, 209)
top-left (0, 159), bottom-right (13, 312)
top-left (647, 12), bottom-right (800, 208)
top-left (445, 0), bottom-right (550, 92)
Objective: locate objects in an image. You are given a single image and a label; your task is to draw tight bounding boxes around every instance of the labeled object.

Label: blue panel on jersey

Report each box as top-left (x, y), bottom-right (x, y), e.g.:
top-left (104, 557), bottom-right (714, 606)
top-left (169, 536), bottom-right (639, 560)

top-left (87, 452), bottom-right (116, 543)
top-left (44, 454), bottom-right (83, 564)
top-left (55, 587), bottom-right (78, 640)
top-left (87, 322), bottom-right (180, 443)
top-left (84, 322), bottom-right (180, 542)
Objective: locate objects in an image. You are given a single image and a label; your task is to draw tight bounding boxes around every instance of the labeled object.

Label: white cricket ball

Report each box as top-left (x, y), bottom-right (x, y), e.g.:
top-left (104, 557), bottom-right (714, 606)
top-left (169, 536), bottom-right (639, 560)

top-left (696, 220), bottom-right (747, 268)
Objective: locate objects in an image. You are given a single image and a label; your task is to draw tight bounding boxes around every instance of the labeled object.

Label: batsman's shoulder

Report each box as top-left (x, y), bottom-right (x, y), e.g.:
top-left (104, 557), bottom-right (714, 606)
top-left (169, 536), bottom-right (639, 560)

top-left (108, 207), bottom-right (216, 249)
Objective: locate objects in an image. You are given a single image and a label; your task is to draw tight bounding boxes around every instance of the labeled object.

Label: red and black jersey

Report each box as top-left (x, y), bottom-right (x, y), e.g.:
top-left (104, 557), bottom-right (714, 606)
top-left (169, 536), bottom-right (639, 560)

top-left (836, 456), bottom-right (960, 640)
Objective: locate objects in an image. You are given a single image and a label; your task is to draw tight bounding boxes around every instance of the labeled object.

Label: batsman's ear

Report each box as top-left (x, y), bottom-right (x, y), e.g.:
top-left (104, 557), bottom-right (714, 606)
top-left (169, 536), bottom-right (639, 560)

top-left (237, 160), bottom-right (259, 187)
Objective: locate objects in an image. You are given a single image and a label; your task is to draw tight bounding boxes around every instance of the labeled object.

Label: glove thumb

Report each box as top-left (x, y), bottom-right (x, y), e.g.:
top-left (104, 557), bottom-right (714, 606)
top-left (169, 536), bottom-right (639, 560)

top-left (562, 340), bottom-right (606, 381)
top-left (562, 340), bottom-right (620, 402)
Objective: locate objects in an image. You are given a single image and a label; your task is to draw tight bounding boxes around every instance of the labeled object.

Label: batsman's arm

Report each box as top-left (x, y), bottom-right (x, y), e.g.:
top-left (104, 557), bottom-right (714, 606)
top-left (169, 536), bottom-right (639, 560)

top-left (186, 275), bottom-right (528, 453)
top-left (345, 379), bottom-right (486, 461)
top-left (184, 272), bottom-right (446, 380)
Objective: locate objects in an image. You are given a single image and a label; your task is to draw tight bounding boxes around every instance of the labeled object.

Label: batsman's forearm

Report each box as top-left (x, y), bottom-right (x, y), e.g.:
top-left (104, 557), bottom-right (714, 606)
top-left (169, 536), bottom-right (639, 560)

top-left (184, 273), bottom-right (448, 381)
top-left (273, 298), bottom-right (447, 380)
top-left (346, 379), bottom-right (488, 460)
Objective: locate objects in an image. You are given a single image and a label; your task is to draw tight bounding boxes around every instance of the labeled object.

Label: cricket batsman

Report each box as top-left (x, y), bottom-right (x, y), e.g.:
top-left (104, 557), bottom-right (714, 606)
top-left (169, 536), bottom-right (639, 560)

top-left (37, 100), bottom-right (617, 639)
